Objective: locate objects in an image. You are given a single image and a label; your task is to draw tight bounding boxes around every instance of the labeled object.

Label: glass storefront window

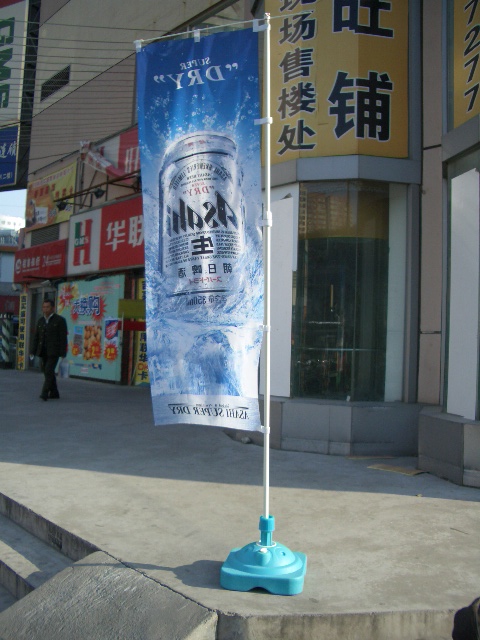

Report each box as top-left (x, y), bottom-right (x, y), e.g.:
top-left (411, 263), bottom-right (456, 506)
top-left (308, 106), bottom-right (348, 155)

top-left (292, 179), bottom-right (406, 402)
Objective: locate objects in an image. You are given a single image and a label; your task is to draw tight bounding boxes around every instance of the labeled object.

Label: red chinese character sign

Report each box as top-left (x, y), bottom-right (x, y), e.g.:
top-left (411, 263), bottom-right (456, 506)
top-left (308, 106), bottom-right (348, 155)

top-left (99, 197), bottom-right (144, 270)
top-left (266, 0), bottom-right (409, 161)
top-left (136, 28), bottom-right (264, 430)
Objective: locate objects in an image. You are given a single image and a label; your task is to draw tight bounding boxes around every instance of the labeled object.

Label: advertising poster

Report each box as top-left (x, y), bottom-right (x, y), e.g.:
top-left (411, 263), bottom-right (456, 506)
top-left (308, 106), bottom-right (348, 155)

top-left (26, 162), bottom-right (77, 228)
top-left (265, 0), bottom-right (409, 161)
top-left (136, 28), bottom-right (264, 430)
top-left (57, 275), bottom-right (124, 382)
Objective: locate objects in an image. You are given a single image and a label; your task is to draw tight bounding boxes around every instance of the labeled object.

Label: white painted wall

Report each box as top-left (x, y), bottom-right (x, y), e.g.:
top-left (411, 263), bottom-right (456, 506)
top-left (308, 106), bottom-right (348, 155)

top-left (259, 183), bottom-right (299, 398)
top-left (447, 169), bottom-right (480, 419)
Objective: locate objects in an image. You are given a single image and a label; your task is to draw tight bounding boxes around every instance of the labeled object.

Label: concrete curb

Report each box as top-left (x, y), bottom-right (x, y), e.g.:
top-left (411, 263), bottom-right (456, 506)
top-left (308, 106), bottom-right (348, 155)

top-left (0, 551), bottom-right (218, 640)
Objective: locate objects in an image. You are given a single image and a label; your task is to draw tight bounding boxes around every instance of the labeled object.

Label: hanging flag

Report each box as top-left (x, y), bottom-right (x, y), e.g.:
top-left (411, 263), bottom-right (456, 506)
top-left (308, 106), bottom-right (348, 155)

top-left (136, 28), bottom-right (264, 431)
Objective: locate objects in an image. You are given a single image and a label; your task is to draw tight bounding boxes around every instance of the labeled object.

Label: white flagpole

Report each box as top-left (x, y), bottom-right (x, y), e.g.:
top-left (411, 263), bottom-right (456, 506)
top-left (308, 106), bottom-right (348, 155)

top-left (221, 16), bottom-right (307, 594)
top-left (262, 13), bottom-right (272, 521)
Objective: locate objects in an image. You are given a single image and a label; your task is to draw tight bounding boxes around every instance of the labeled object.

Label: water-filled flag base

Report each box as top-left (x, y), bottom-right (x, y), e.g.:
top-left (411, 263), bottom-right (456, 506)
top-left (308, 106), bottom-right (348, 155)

top-left (220, 515), bottom-right (307, 596)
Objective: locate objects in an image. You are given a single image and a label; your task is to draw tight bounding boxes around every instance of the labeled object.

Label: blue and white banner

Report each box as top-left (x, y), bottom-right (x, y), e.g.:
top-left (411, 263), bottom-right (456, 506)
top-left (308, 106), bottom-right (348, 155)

top-left (136, 28), bottom-right (264, 431)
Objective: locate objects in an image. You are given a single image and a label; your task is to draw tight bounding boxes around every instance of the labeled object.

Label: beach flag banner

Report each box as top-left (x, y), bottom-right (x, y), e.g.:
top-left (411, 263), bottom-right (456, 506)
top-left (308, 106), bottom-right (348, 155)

top-left (136, 28), bottom-right (264, 431)
top-left (136, 17), bottom-right (307, 597)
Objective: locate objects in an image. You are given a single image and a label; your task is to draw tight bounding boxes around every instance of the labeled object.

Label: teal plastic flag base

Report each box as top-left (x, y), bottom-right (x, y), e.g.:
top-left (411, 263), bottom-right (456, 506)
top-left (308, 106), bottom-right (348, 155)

top-left (220, 515), bottom-right (307, 596)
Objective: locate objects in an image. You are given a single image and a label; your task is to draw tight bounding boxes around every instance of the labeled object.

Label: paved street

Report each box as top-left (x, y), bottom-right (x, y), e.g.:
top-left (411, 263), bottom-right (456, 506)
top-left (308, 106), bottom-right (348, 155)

top-left (0, 368), bottom-right (479, 638)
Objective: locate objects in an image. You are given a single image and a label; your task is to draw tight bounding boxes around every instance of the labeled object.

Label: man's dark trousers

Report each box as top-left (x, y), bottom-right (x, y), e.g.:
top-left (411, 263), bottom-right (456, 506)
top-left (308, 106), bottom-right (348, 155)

top-left (40, 355), bottom-right (60, 398)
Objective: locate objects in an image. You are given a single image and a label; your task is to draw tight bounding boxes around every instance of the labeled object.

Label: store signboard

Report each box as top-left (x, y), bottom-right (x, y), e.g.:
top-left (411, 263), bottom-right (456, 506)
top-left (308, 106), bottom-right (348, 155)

top-left (67, 209), bottom-right (101, 275)
top-left (57, 275), bottom-right (124, 382)
top-left (26, 162), bottom-right (77, 228)
top-left (265, 0), bottom-right (409, 162)
top-left (13, 239), bottom-right (67, 282)
top-left (99, 197), bottom-right (144, 270)
top-left (0, 125), bottom-right (18, 187)
top-left (0, 0), bottom-right (28, 124)
top-left (453, 0), bottom-right (480, 127)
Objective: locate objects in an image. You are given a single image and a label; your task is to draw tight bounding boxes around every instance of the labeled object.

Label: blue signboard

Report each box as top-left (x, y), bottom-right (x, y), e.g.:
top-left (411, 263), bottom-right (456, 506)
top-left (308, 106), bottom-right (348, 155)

top-left (0, 125), bottom-right (18, 187)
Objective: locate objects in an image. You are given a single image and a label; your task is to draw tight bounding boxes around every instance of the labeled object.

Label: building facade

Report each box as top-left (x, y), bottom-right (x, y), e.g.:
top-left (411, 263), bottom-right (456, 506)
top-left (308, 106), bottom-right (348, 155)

top-left (11, 0), bottom-right (480, 485)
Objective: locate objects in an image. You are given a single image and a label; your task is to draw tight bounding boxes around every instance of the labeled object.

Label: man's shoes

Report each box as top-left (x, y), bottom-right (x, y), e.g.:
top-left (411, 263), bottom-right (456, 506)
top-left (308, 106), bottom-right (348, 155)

top-left (49, 392), bottom-right (60, 399)
top-left (39, 394), bottom-right (48, 401)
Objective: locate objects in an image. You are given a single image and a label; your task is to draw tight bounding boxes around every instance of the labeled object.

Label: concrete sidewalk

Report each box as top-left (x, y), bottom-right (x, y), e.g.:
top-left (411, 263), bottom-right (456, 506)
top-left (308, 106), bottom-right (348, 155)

top-left (0, 368), bottom-right (479, 639)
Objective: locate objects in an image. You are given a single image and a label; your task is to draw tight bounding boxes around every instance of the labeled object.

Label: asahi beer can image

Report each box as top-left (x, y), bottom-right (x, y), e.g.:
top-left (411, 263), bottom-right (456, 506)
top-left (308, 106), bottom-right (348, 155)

top-left (159, 132), bottom-right (245, 310)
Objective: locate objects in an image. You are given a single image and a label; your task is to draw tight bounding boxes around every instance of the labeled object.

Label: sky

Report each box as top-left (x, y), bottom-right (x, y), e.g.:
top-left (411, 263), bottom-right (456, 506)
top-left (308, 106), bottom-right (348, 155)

top-left (0, 189), bottom-right (27, 219)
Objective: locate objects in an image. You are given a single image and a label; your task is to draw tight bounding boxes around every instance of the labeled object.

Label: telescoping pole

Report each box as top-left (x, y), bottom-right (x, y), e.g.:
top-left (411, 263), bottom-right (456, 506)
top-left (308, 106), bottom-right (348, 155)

top-left (262, 12), bottom-right (272, 522)
top-left (220, 15), bottom-right (306, 594)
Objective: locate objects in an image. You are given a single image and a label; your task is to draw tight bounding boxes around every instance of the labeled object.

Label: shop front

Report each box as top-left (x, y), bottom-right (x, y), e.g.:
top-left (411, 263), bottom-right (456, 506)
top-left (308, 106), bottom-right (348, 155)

top-left (64, 195), bottom-right (146, 384)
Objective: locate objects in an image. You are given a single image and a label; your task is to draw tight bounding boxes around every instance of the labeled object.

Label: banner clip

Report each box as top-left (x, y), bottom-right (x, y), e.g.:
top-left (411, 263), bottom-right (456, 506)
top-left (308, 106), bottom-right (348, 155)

top-left (260, 425), bottom-right (271, 434)
top-left (260, 213), bottom-right (272, 227)
top-left (253, 20), bottom-right (269, 33)
top-left (254, 117), bottom-right (273, 126)
top-left (194, 29), bottom-right (201, 42)
top-left (134, 40), bottom-right (143, 53)
top-left (261, 324), bottom-right (271, 333)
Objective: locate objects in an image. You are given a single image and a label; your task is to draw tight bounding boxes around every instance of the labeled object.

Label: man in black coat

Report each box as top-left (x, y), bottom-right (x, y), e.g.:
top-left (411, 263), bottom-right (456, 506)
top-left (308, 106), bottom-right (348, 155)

top-left (31, 299), bottom-right (68, 401)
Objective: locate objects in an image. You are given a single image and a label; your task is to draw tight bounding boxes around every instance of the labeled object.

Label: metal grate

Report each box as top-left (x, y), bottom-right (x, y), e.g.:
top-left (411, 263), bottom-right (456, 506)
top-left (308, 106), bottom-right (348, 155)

top-left (41, 66), bottom-right (70, 101)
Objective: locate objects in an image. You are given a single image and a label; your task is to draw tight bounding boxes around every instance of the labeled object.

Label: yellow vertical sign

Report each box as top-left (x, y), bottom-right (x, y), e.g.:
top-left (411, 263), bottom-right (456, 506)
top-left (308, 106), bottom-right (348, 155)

top-left (133, 278), bottom-right (149, 386)
top-left (16, 293), bottom-right (28, 370)
top-left (453, 0), bottom-right (480, 127)
top-left (266, 0), bottom-right (409, 162)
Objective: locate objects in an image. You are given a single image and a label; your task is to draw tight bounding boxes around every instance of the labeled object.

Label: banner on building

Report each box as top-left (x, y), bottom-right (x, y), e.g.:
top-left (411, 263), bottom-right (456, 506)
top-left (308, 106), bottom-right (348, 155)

top-left (136, 28), bottom-right (264, 430)
top-left (266, 0), bottom-right (409, 162)
top-left (26, 162), bottom-right (77, 228)
top-left (14, 239), bottom-right (68, 282)
top-left (82, 126), bottom-right (140, 179)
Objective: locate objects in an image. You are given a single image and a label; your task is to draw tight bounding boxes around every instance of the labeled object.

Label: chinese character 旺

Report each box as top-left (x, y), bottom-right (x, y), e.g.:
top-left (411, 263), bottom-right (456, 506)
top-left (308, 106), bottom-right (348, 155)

top-left (223, 263), bottom-right (233, 274)
top-left (356, 71), bottom-right (392, 141)
top-left (192, 264), bottom-right (203, 275)
top-left (278, 82), bottom-right (316, 119)
top-left (106, 220), bottom-right (126, 251)
top-left (178, 267), bottom-right (186, 278)
top-left (279, 12), bottom-right (316, 45)
top-left (128, 215), bottom-right (144, 248)
top-left (279, 48), bottom-right (314, 83)
top-left (280, 0), bottom-right (316, 11)
top-left (333, 0), bottom-right (393, 38)
top-left (191, 235), bottom-right (214, 256)
top-left (278, 119), bottom-right (316, 154)
top-left (328, 71), bottom-right (356, 137)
